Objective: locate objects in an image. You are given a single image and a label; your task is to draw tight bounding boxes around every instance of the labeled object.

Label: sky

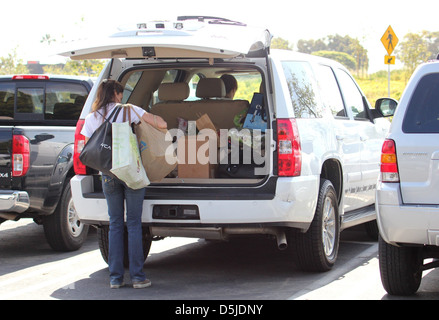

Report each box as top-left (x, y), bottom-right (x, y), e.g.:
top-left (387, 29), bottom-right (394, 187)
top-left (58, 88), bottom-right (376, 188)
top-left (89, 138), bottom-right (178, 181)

top-left (2, 0), bottom-right (439, 73)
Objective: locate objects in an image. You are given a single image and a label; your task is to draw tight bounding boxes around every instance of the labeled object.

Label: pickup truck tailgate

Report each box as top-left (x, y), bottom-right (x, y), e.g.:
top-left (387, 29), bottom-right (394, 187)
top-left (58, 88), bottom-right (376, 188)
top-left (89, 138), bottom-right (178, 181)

top-left (0, 127), bottom-right (13, 189)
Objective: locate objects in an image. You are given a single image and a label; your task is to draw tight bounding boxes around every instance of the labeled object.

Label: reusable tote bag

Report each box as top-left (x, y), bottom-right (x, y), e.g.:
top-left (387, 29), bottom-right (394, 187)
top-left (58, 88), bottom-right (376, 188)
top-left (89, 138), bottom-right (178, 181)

top-left (110, 121), bottom-right (150, 189)
top-left (79, 106), bottom-right (122, 176)
top-left (243, 93), bottom-right (267, 132)
top-left (131, 107), bottom-right (177, 182)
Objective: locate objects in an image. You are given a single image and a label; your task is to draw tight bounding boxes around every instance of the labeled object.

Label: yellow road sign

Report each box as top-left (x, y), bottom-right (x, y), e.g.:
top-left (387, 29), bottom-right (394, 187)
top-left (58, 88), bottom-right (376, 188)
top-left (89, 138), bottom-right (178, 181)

top-left (381, 26), bottom-right (398, 55)
top-left (385, 55), bottom-right (395, 65)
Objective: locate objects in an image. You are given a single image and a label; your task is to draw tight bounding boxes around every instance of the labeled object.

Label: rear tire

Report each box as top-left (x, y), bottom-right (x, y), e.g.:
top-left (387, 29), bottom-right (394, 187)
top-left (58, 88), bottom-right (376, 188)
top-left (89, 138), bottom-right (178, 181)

top-left (290, 179), bottom-right (340, 272)
top-left (379, 236), bottom-right (423, 296)
top-left (364, 220), bottom-right (379, 240)
top-left (97, 225), bottom-right (152, 267)
top-left (43, 182), bottom-right (89, 251)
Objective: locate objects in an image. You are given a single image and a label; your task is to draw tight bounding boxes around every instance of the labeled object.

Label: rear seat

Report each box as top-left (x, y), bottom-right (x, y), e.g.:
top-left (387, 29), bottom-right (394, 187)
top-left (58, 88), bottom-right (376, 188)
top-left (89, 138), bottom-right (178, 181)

top-left (150, 78), bottom-right (249, 130)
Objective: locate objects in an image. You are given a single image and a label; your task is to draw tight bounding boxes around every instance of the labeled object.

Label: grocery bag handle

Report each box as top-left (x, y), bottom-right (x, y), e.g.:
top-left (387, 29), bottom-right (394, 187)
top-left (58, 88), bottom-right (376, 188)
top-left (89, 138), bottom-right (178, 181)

top-left (96, 105), bottom-right (122, 124)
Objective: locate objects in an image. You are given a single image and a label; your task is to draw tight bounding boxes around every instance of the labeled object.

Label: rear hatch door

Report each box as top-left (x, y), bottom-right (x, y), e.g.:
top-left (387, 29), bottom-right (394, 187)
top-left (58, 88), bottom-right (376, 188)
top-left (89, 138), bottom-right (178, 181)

top-left (398, 71), bottom-right (439, 205)
top-left (397, 136), bottom-right (439, 205)
top-left (58, 18), bottom-right (271, 60)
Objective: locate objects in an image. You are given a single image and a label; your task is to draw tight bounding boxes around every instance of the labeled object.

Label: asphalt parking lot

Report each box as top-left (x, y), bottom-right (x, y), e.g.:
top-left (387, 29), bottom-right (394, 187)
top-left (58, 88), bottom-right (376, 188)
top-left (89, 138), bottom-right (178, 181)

top-left (1, 219), bottom-right (439, 300)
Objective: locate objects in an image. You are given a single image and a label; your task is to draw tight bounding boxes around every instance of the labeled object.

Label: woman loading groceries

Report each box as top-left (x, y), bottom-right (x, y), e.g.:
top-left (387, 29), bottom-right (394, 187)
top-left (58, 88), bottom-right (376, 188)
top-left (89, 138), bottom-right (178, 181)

top-left (81, 79), bottom-right (167, 289)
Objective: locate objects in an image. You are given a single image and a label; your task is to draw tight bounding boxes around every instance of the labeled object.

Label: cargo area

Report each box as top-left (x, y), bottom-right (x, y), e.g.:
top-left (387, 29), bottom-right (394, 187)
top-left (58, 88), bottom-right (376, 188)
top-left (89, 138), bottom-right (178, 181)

top-left (116, 63), bottom-right (272, 184)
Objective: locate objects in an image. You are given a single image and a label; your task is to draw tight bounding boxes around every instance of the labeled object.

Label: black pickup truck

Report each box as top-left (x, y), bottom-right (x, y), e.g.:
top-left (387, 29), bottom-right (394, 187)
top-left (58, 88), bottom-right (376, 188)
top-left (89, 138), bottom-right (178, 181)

top-left (0, 75), bottom-right (93, 251)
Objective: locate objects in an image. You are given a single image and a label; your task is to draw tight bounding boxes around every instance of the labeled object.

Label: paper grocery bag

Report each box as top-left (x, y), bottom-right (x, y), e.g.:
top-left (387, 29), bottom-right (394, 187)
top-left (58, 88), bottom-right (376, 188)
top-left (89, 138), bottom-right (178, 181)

top-left (133, 114), bottom-right (177, 182)
top-left (196, 113), bottom-right (219, 147)
top-left (196, 113), bottom-right (217, 132)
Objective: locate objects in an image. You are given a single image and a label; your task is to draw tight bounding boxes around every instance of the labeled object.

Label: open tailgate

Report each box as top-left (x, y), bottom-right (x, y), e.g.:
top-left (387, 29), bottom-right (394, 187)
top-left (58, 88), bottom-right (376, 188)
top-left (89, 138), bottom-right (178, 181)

top-left (58, 20), bottom-right (271, 60)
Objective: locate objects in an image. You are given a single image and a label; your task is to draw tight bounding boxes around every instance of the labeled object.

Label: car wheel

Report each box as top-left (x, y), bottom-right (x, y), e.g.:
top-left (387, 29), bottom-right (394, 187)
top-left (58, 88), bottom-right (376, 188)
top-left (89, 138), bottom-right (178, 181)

top-left (364, 220), bottom-right (379, 240)
top-left (43, 182), bottom-right (89, 251)
top-left (97, 225), bottom-right (152, 267)
top-left (291, 179), bottom-right (340, 272)
top-left (379, 235), bottom-right (423, 296)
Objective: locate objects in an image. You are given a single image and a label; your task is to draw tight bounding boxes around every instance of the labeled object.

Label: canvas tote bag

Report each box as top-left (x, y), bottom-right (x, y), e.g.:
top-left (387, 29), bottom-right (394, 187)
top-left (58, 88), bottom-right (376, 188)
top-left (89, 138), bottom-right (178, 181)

top-left (110, 120), bottom-right (150, 189)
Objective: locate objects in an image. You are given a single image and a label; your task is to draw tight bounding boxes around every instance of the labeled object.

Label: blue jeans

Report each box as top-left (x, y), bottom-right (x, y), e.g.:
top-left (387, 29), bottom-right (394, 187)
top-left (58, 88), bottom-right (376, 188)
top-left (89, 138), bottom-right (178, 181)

top-left (102, 175), bottom-right (146, 284)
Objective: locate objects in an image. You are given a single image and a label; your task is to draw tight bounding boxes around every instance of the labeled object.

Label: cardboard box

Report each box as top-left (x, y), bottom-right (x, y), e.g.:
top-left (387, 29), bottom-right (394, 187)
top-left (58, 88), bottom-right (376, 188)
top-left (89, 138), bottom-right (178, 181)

top-left (196, 113), bottom-right (217, 133)
top-left (177, 135), bottom-right (217, 178)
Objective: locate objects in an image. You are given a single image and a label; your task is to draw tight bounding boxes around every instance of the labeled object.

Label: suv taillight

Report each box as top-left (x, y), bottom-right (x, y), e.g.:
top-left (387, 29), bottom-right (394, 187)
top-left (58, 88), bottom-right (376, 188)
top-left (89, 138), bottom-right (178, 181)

top-left (380, 139), bottom-right (399, 182)
top-left (73, 120), bottom-right (87, 175)
top-left (12, 135), bottom-right (30, 177)
top-left (277, 118), bottom-right (301, 176)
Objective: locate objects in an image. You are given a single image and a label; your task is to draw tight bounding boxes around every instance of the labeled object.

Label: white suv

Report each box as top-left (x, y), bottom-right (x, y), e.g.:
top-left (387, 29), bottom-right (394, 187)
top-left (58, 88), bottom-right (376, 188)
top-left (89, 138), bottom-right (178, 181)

top-left (377, 59), bottom-right (439, 295)
top-left (62, 16), bottom-right (393, 272)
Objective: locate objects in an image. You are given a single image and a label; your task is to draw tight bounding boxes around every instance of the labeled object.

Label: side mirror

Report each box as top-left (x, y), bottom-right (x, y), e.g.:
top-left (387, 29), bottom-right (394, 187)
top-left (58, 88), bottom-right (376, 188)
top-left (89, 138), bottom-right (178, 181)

top-left (375, 98), bottom-right (398, 117)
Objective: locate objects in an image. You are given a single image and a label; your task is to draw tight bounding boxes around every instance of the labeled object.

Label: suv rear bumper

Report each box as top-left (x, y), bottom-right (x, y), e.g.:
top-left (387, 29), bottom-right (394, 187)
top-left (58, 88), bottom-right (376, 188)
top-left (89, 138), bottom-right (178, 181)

top-left (376, 182), bottom-right (439, 246)
top-left (70, 175), bottom-right (319, 231)
top-left (0, 190), bottom-right (30, 213)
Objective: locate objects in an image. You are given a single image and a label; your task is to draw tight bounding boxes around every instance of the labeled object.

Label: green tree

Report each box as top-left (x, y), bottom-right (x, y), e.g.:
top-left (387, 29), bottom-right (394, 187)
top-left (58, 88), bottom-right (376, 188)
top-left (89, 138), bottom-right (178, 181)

top-left (397, 31), bottom-right (431, 80)
top-left (40, 18), bottom-right (105, 77)
top-left (43, 59), bottom-right (105, 77)
top-left (40, 30), bottom-right (105, 77)
top-left (271, 37), bottom-right (293, 50)
top-left (312, 51), bottom-right (357, 70)
top-left (297, 39), bottom-right (326, 53)
top-left (0, 48), bottom-right (29, 75)
top-left (297, 34), bottom-right (369, 76)
top-left (40, 34), bottom-right (56, 45)
top-left (425, 31), bottom-right (439, 60)
top-left (349, 38), bottom-right (369, 77)
top-left (325, 34), bottom-right (369, 76)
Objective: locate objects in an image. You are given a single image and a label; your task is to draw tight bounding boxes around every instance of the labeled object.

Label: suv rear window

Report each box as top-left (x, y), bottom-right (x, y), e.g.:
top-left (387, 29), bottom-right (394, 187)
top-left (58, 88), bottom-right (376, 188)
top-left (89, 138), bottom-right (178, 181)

top-left (403, 73), bottom-right (439, 133)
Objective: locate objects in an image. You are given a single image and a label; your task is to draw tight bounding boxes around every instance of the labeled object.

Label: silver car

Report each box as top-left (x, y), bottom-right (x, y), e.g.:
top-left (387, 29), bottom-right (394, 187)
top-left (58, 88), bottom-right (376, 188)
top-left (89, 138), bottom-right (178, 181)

top-left (376, 58), bottom-right (439, 295)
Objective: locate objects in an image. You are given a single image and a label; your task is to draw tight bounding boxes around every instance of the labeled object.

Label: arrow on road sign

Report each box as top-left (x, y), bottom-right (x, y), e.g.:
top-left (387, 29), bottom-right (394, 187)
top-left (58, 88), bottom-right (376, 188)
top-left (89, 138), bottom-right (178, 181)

top-left (385, 55), bottom-right (395, 65)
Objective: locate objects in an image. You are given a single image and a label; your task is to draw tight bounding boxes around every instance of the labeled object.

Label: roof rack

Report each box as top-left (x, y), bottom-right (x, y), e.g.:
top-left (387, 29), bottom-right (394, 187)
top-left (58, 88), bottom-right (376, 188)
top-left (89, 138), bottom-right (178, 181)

top-left (177, 16), bottom-right (246, 27)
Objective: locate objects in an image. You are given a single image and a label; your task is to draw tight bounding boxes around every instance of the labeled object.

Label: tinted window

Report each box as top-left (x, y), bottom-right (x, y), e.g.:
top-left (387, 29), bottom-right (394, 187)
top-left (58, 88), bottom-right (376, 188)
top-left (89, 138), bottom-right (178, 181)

top-left (0, 81), bottom-right (88, 121)
top-left (45, 82), bottom-right (88, 120)
top-left (334, 68), bottom-right (367, 120)
top-left (315, 65), bottom-right (346, 117)
top-left (0, 83), bottom-right (15, 118)
top-left (17, 87), bottom-right (44, 114)
top-left (403, 73), bottom-right (439, 133)
top-left (282, 61), bottom-right (323, 118)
